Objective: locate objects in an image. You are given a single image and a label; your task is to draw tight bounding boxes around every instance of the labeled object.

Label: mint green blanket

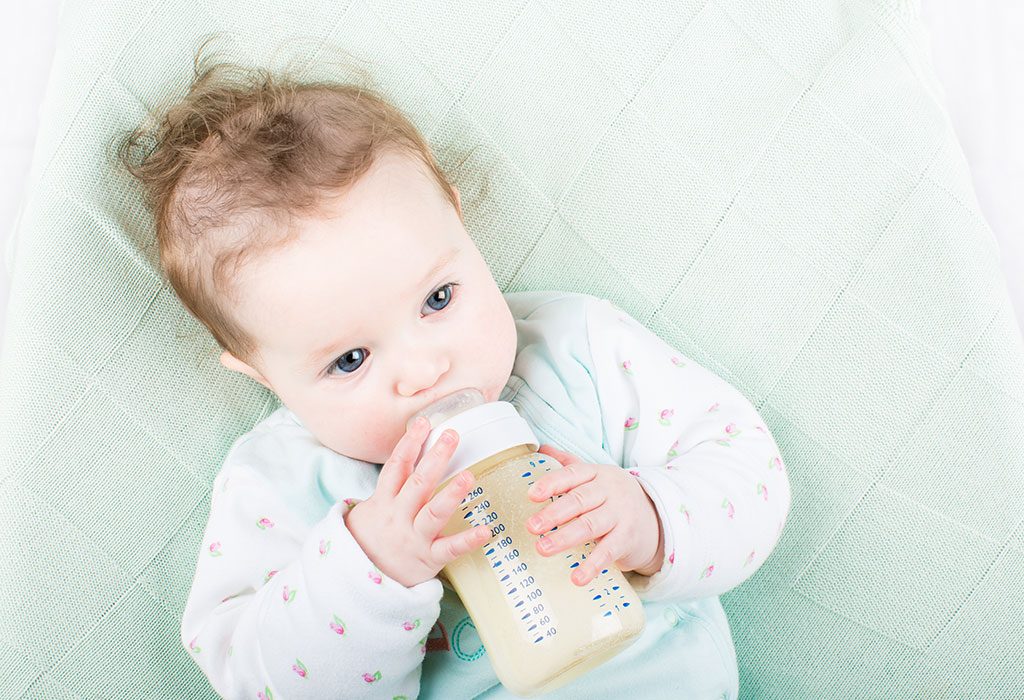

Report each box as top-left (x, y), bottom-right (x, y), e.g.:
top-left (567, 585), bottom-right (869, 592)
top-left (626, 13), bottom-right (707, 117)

top-left (2, 0), bottom-right (1022, 697)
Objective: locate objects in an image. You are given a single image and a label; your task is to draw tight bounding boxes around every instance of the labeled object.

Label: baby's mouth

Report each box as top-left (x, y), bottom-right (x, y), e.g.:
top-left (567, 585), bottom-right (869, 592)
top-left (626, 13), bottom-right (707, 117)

top-left (407, 387), bottom-right (485, 431)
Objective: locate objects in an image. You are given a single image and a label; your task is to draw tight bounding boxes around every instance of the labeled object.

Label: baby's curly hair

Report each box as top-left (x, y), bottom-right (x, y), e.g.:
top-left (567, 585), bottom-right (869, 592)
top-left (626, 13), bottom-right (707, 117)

top-left (116, 38), bottom-right (462, 369)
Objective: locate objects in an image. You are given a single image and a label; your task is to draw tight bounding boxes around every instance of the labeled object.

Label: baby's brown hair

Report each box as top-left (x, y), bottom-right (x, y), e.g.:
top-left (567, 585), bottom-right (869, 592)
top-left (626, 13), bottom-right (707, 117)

top-left (116, 40), bottom-right (462, 369)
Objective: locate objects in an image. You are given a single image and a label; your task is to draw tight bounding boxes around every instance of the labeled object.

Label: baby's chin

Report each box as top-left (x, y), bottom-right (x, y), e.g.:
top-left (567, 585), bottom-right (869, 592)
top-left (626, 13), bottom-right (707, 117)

top-left (322, 439), bottom-right (386, 466)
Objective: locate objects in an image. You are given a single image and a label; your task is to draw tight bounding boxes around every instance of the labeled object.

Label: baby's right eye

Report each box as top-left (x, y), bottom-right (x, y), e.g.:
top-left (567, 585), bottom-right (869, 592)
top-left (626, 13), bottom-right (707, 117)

top-left (328, 348), bottom-right (368, 376)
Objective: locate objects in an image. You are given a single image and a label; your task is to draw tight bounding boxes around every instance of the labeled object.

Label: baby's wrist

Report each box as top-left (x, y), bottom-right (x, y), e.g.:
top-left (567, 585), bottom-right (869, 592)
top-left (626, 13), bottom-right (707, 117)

top-left (631, 492), bottom-right (665, 576)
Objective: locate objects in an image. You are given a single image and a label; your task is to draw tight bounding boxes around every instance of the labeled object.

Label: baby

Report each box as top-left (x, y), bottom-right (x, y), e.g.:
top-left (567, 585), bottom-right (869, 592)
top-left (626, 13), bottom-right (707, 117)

top-left (120, 55), bottom-right (791, 700)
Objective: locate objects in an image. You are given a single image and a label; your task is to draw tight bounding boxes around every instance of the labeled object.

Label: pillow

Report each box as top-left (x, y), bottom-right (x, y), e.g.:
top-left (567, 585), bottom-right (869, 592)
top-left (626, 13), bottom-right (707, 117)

top-left (1, 0), bottom-right (1021, 697)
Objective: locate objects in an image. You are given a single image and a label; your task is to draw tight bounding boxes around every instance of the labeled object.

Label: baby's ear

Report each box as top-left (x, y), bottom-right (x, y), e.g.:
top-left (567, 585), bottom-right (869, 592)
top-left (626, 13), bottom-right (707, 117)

top-left (219, 350), bottom-right (272, 391)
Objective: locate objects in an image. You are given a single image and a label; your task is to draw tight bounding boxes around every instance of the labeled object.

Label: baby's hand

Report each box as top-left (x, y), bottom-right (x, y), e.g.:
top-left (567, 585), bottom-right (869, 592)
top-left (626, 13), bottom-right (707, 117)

top-left (527, 444), bottom-right (664, 587)
top-left (345, 417), bottom-right (490, 588)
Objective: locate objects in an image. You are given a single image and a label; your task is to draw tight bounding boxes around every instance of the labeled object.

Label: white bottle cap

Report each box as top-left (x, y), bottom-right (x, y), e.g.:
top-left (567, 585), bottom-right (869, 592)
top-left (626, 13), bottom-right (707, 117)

top-left (409, 388), bottom-right (539, 485)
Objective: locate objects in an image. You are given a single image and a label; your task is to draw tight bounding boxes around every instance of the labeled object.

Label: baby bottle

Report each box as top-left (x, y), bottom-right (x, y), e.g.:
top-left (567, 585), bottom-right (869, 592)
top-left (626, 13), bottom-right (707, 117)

top-left (411, 388), bottom-right (645, 697)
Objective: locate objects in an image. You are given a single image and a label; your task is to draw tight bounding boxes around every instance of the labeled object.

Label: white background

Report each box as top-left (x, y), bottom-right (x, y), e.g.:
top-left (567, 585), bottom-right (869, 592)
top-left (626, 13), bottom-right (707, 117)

top-left (1, 1), bottom-right (1022, 356)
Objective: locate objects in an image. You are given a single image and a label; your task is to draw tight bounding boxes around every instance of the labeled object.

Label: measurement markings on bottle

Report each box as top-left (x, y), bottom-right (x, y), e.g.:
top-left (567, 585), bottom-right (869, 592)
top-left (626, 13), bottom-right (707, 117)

top-left (456, 460), bottom-right (562, 644)
top-left (561, 542), bottom-right (632, 616)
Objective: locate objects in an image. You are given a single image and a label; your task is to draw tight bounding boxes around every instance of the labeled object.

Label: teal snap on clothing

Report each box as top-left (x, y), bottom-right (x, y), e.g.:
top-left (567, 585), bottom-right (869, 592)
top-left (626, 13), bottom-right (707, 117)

top-left (180, 290), bottom-right (790, 699)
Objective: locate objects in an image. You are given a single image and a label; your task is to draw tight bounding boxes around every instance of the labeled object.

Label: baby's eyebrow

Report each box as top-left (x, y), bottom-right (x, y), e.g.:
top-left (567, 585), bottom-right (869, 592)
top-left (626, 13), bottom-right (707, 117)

top-left (301, 246), bottom-right (461, 372)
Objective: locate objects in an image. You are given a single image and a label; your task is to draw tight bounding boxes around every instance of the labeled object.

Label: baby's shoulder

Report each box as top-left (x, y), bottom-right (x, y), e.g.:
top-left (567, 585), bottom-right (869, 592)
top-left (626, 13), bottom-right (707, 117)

top-left (502, 289), bottom-right (606, 321)
top-left (212, 406), bottom-right (377, 521)
top-left (214, 405), bottom-right (321, 487)
top-left (230, 403), bottom-right (311, 447)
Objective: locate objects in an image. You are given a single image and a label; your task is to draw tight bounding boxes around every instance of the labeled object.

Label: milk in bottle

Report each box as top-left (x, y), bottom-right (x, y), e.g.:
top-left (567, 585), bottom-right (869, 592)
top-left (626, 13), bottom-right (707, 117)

top-left (412, 388), bottom-right (645, 697)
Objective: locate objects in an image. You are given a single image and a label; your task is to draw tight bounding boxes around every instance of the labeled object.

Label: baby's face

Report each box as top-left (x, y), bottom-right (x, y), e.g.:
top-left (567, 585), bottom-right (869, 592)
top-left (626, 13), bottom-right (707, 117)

top-left (220, 150), bottom-right (518, 464)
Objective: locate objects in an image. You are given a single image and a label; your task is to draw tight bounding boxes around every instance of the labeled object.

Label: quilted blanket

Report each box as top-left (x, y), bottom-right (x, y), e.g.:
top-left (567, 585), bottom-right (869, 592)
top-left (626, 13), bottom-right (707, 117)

top-left (1, 0), bottom-right (1022, 697)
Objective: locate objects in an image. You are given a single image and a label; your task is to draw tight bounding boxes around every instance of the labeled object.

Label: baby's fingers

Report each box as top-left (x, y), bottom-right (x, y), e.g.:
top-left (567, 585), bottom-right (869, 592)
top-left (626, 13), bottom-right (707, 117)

top-left (430, 518), bottom-right (492, 567)
top-left (570, 531), bottom-right (622, 587)
top-left (414, 469), bottom-right (480, 539)
top-left (378, 416), bottom-right (430, 499)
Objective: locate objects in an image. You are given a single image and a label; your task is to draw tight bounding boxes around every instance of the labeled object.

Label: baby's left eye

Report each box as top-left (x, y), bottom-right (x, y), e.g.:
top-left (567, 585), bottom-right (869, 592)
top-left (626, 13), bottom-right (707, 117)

top-left (424, 282), bottom-right (459, 314)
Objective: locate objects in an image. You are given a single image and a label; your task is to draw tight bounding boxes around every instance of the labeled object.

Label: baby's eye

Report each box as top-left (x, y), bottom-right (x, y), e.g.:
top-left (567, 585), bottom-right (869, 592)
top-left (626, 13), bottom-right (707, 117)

top-left (330, 347), bottom-right (367, 375)
top-left (425, 281), bottom-right (458, 312)
top-left (326, 281), bottom-right (460, 377)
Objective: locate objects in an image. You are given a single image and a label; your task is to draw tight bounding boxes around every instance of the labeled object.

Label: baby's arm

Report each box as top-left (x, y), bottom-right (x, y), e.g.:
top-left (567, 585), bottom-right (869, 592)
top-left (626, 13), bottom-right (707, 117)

top-left (181, 465), bottom-right (442, 699)
top-left (585, 298), bottom-right (792, 603)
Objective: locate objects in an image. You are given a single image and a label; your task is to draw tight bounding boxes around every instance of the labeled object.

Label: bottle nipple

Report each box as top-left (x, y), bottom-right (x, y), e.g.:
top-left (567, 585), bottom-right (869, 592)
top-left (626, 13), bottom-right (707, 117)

top-left (408, 386), bottom-right (539, 490)
top-left (407, 387), bottom-right (486, 432)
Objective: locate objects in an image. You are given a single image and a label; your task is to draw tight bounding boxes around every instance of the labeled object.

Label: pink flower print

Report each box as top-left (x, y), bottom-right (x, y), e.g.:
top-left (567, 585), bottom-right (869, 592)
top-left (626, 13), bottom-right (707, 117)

top-left (678, 504), bottom-right (691, 524)
top-left (257, 686), bottom-right (274, 700)
top-left (292, 659), bottom-right (308, 678)
top-left (264, 569), bottom-right (278, 584)
top-left (757, 482), bottom-right (769, 501)
top-left (668, 551), bottom-right (675, 565)
top-left (368, 570), bottom-right (383, 585)
top-left (342, 498), bottom-right (359, 511)
top-left (403, 618), bottom-right (421, 631)
top-left (744, 550), bottom-right (756, 567)
top-left (658, 408), bottom-right (674, 426)
top-left (707, 402), bottom-right (720, 413)
top-left (667, 439), bottom-right (679, 459)
top-left (188, 636), bottom-right (201, 654)
top-left (282, 585), bottom-right (296, 604)
top-left (257, 517), bottom-right (274, 530)
top-left (628, 470), bottom-right (640, 477)
top-left (622, 359), bottom-right (634, 376)
top-left (330, 614), bottom-right (346, 636)
top-left (363, 671), bottom-right (382, 684)
top-left (699, 563), bottom-right (715, 579)
top-left (771, 456), bottom-right (784, 472)
top-left (670, 356), bottom-right (686, 368)
top-left (721, 498), bottom-right (734, 519)
top-left (208, 542), bottom-right (222, 557)
top-left (755, 425), bottom-right (766, 434)
top-left (319, 539), bottom-right (331, 557)
top-left (715, 423), bottom-right (740, 447)
top-left (624, 416), bottom-right (639, 431)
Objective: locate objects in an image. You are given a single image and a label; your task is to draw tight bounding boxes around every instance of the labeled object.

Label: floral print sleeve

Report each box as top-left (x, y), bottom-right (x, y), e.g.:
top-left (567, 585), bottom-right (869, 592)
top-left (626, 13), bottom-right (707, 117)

top-left (180, 462), bottom-right (443, 699)
top-left (585, 298), bottom-right (792, 603)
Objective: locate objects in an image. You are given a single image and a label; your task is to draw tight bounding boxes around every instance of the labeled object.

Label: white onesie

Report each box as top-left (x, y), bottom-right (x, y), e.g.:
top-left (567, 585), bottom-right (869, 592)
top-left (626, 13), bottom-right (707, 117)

top-left (180, 290), bottom-right (791, 699)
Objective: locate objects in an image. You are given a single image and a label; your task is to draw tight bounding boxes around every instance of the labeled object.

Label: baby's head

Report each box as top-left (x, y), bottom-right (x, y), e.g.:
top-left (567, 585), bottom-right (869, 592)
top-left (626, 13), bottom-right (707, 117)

top-left (119, 57), bottom-right (517, 465)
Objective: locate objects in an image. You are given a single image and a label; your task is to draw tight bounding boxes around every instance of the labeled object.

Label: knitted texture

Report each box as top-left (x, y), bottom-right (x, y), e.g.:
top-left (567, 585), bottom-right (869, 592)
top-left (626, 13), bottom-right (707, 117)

top-left (1, 0), bottom-right (1022, 697)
